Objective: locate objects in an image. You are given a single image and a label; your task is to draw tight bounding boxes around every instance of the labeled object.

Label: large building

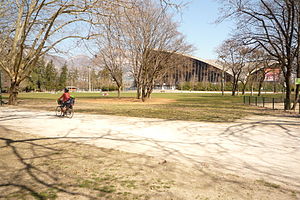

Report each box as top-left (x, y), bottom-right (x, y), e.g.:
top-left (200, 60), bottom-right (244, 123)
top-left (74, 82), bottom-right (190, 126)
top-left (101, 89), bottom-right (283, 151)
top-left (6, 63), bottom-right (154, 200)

top-left (162, 54), bottom-right (232, 88)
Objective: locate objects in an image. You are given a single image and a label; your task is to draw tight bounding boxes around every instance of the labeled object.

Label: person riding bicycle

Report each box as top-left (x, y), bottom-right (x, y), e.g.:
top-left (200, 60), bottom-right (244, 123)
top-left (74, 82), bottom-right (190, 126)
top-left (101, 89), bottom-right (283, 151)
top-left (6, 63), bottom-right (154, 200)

top-left (58, 88), bottom-right (71, 113)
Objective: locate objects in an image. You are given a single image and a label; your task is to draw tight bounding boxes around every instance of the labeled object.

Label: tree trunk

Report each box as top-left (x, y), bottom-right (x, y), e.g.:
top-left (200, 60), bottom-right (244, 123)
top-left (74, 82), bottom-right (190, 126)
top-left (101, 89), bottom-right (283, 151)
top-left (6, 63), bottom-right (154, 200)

top-left (146, 86), bottom-right (153, 99)
top-left (231, 78), bottom-right (238, 96)
top-left (221, 71), bottom-right (224, 96)
top-left (8, 81), bottom-right (20, 105)
top-left (136, 84), bottom-right (141, 99)
top-left (141, 86), bottom-right (146, 102)
top-left (284, 73), bottom-right (291, 110)
top-left (292, 84), bottom-right (299, 110)
top-left (117, 86), bottom-right (121, 99)
top-left (258, 72), bottom-right (265, 97)
top-left (241, 83), bottom-right (246, 95)
top-left (146, 79), bottom-right (155, 99)
top-left (291, 61), bottom-right (300, 110)
top-left (232, 87), bottom-right (236, 96)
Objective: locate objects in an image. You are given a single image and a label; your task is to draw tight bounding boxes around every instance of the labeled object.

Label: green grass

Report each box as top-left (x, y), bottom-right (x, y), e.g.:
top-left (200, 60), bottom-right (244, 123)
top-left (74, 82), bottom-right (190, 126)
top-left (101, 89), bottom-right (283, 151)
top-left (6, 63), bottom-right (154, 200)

top-left (256, 179), bottom-right (281, 189)
top-left (2, 91), bottom-right (276, 122)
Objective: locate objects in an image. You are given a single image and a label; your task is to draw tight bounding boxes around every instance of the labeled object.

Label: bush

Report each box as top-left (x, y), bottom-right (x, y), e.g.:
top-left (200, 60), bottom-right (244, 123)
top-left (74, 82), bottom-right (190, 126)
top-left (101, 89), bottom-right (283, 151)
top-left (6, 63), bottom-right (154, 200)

top-left (178, 81), bottom-right (285, 92)
top-left (101, 84), bottom-right (118, 91)
top-left (178, 82), bottom-right (232, 91)
top-left (240, 82), bottom-right (284, 92)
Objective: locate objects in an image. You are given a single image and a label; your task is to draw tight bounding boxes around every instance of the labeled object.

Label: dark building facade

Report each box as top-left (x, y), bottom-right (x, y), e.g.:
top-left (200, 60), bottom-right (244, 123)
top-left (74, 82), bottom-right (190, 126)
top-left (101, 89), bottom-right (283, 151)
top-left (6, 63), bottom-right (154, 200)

top-left (162, 55), bottom-right (232, 87)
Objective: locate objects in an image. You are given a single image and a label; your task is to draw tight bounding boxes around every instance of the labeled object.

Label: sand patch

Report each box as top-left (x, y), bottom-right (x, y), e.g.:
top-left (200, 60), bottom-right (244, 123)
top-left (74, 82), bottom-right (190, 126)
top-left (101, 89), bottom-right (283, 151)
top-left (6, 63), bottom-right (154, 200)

top-left (79, 97), bottom-right (176, 105)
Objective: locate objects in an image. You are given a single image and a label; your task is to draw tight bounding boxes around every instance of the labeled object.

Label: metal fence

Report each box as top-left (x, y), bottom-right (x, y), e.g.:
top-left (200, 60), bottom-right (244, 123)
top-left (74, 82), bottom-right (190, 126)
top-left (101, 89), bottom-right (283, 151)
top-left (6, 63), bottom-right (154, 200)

top-left (243, 96), bottom-right (300, 114)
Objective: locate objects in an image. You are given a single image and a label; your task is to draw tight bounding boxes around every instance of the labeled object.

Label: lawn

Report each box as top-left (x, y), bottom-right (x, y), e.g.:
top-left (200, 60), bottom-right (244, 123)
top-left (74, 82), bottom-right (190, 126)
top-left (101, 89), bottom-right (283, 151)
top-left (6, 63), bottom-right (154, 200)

top-left (2, 91), bottom-right (277, 122)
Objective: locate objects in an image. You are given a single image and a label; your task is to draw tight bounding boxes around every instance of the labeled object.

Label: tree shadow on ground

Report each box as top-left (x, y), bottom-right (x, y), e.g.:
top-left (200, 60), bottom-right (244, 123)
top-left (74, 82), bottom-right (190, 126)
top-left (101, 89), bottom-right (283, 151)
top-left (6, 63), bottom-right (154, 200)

top-left (1, 108), bottom-right (300, 199)
top-left (2, 125), bottom-right (298, 200)
top-left (0, 126), bottom-right (234, 200)
top-left (111, 117), bottom-right (300, 192)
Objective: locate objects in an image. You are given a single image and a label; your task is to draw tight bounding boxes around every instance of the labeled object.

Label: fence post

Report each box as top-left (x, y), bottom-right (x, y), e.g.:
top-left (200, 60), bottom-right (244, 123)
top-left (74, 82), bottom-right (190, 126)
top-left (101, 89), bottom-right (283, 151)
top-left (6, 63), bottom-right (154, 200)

top-left (255, 97), bottom-right (258, 106)
top-left (262, 97), bottom-right (265, 107)
top-left (249, 96), bottom-right (251, 105)
top-left (243, 96), bottom-right (245, 104)
top-left (272, 98), bottom-right (275, 110)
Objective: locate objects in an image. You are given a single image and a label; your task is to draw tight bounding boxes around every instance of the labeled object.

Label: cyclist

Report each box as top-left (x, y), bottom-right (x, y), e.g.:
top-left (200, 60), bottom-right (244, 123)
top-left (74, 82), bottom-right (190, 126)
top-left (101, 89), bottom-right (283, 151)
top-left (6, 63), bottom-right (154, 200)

top-left (58, 88), bottom-right (71, 114)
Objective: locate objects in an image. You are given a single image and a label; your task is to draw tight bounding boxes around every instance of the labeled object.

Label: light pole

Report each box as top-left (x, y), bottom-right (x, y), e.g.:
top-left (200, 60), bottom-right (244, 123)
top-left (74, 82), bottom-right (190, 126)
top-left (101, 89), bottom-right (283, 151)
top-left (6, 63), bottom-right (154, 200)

top-left (88, 66), bottom-right (92, 92)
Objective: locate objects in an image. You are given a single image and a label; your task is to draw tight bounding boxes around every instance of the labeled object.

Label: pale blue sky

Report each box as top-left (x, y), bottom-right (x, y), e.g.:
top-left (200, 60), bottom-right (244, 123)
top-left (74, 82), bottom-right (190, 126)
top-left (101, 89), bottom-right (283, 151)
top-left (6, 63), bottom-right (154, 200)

top-left (177, 0), bottom-right (234, 60)
top-left (59, 0), bottom-right (234, 60)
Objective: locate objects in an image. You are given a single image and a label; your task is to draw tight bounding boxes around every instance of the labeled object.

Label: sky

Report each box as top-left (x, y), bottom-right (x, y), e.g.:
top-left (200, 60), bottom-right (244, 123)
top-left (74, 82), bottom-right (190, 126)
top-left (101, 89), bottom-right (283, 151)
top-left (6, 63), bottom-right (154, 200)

top-left (176, 0), bottom-right (235, 60)
top-left (59, 0), bottom-right (235, 60)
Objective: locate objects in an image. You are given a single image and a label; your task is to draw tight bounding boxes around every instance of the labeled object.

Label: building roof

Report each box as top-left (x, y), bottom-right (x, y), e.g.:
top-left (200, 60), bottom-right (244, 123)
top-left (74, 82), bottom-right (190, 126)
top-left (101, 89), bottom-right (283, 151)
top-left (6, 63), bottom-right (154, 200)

top-left (177, 53), bottom-right (234, 76)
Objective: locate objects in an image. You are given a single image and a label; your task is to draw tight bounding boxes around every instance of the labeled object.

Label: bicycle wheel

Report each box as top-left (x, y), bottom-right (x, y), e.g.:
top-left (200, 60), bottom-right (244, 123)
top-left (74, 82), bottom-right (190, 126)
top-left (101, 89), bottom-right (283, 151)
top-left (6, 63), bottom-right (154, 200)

top-left (65, 108), bottom-right (74, 118)
top-left (55, 106), bottom-right (63, 117)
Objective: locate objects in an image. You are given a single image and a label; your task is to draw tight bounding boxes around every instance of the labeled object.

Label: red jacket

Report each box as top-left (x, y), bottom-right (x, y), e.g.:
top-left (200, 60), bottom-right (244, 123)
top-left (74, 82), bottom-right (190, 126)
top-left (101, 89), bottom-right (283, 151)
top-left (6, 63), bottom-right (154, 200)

top-left (59, 92), bottom-right (71, 102)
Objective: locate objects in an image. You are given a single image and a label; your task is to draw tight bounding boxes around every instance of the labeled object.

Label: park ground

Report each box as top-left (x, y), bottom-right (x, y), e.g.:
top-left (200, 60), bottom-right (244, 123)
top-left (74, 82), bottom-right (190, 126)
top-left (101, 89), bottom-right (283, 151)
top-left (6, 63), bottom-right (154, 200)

top-left (0, 92), bottom-right (299, 199)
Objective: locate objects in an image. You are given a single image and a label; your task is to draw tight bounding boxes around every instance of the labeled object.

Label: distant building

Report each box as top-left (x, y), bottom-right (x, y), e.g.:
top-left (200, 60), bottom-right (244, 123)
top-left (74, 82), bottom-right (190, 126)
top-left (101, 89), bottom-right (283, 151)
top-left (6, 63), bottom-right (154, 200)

top-left (264, 68), bottom-right (281, 82)
top-left (66, 86), bottom-right (78, 92)
top-left (161, 54), bottom-right (233, 88)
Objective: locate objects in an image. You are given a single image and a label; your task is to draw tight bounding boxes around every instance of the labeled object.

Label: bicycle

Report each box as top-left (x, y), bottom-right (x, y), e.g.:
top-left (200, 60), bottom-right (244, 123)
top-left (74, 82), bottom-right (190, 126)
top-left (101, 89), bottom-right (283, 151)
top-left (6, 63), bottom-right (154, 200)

top-left (55, 99), bottom-right (74, 118)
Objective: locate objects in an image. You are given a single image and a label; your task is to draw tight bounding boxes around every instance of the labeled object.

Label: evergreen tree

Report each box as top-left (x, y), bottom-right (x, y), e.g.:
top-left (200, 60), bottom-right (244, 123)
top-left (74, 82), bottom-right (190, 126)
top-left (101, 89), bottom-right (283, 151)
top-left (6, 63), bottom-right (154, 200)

top-left (27, 58), bottom-right (47, 91)
top-left (58, 64), bottom-right (68, 90)
top-left (45, 60), bottom-right (58, 91)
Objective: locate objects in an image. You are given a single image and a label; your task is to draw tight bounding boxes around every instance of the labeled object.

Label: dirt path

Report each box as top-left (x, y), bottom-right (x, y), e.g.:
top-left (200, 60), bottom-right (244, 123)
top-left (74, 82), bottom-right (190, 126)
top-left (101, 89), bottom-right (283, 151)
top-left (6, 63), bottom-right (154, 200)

top-left (1, 107), bottom-right (299, 191)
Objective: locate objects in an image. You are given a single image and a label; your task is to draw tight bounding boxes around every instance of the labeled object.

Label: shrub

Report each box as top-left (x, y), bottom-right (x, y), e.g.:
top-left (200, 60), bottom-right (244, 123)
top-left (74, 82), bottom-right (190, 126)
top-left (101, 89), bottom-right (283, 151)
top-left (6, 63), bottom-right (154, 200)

top-left (178, 82), bottom-right (233, 91)
top-left (101, 84), bottom-right (118, 91)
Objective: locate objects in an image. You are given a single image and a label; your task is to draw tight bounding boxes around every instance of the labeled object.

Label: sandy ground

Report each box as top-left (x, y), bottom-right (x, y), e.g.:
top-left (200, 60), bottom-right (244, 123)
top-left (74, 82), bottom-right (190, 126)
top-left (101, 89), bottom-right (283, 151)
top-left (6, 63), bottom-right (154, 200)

top-left (79, 98), bottom-right (176, 104)
top-left (1, 106), bottom-right (299, 192)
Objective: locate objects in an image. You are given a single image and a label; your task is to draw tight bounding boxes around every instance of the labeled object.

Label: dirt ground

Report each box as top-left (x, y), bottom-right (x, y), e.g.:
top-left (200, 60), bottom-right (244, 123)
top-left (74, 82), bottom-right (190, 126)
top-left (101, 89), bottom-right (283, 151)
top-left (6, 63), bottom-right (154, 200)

top-left (1, 106), bottom-right (300, 200)
top-left (79, 98), bottom-right (176, 105)
top-left (0, 127), bottom-right (298, 200)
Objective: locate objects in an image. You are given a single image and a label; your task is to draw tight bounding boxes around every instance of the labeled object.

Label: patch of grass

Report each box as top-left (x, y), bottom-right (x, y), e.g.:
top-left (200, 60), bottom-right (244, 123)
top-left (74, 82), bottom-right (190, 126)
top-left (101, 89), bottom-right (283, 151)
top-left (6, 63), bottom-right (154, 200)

top-left (77, 174), bottom-right (120, 196)
top-left (148, 178), bottom-right (173, 192)
top-left (36, 188), bottom-right (57, 200)
top-left (97, 185), bottom-right (116, 193)
top-left (121, 180), bottom-right (137, 189)
top-left (78, 179), bottom-right (95, 188)
top-left (291, 191), bottom-right (297, 197)
top-left (5, 91), bottom-right (276, 122)
top-left (256, 179), bottom-right (281, 189)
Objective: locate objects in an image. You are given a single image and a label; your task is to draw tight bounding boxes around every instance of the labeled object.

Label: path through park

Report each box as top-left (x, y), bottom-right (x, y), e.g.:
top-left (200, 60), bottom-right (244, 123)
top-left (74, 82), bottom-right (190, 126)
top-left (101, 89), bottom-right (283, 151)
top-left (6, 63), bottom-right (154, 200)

top-left (0, 107), bottom-right (299, 191)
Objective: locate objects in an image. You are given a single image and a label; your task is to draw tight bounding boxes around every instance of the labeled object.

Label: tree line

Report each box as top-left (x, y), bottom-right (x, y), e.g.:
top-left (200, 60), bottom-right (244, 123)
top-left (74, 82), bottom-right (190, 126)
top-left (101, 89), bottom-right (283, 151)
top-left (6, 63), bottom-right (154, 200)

top-left (0, 0), bottom-right (189, 105)
top-left (21, 57), bottom-right (119, 92)
top-left (24, 58), bottom-right (68, 92)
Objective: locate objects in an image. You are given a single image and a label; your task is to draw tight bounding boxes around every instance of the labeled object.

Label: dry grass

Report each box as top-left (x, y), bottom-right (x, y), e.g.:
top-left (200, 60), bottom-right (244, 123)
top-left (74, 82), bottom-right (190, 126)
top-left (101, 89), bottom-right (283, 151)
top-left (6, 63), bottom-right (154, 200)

top-left (3, 92), bottom-right (288, 122)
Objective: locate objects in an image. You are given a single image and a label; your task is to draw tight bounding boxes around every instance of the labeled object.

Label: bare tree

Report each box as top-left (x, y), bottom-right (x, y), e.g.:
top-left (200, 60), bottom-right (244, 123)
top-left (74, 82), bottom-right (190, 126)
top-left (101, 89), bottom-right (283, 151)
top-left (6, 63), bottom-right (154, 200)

top-left (238, 49), bottom-right (267, 95)
top-left (217, 39), bottom-right (249, 96)
top-left (218, 0), bottom-right (299, 109)
top-left (120, 0), bottom-right (192, 101)
top-left (95, 46), bottom-right (126, 98)
top-left (0, 0), bottom-right (101, 104)
top-left (293, 1), bottom-right (300, 109)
